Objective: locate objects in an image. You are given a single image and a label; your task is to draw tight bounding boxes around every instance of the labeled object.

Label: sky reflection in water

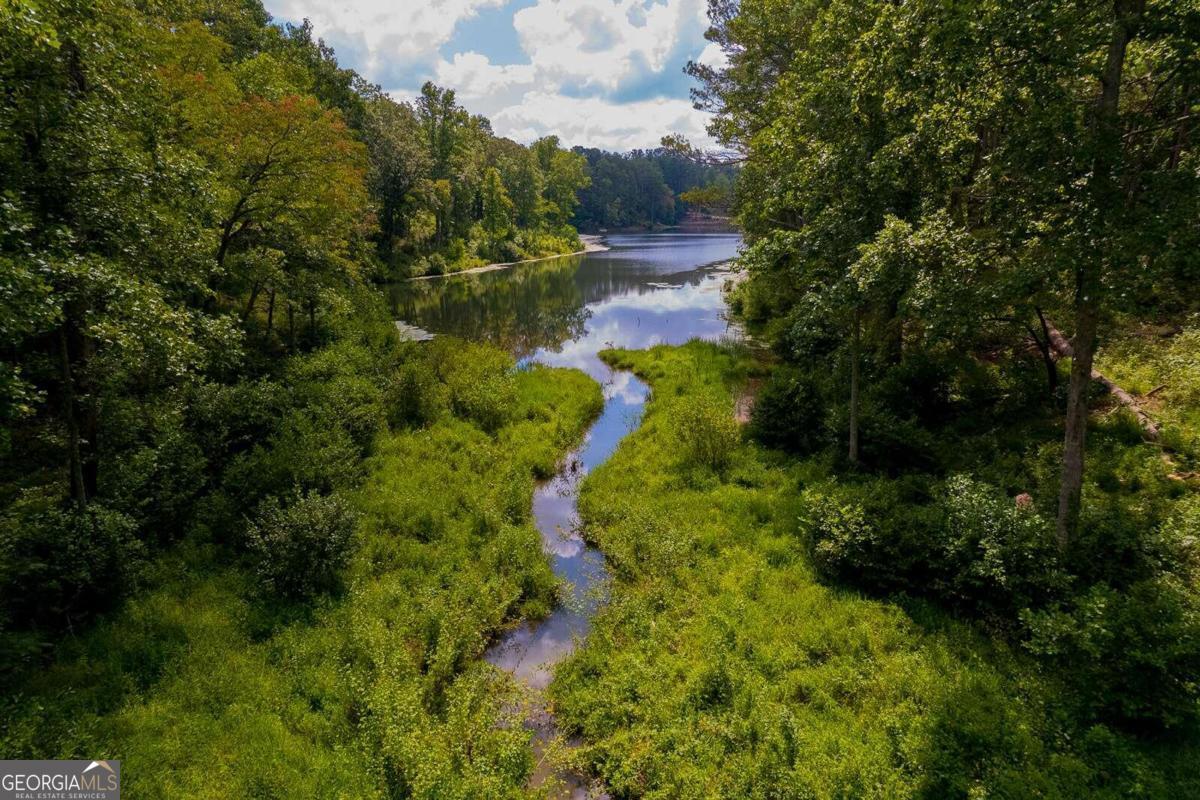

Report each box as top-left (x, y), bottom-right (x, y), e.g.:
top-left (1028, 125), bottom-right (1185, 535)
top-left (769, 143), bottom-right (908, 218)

top-left (390, 233), bottom-right (742, 688)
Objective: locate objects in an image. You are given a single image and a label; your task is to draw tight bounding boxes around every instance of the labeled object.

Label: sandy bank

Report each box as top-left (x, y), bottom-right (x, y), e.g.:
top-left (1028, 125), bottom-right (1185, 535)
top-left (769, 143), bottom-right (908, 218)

top-left (407, 235), bottom-right (609, 282)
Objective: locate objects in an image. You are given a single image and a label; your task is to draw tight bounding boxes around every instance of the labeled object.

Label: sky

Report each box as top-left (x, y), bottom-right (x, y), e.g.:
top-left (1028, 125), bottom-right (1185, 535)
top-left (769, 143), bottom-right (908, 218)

top-left (263, 0), bottom-right (728, 152)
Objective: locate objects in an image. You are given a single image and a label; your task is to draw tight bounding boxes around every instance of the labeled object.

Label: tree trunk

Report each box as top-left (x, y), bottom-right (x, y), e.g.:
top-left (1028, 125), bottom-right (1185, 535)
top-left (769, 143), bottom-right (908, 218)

top-left (1033, 308), bottom-right (1058, 393)
top-left (265, 289), bottom-right (276, 338)
top-left (1056, 294), bottom-right (1099, 549)
top-left (1055, 0), bottom-right (1143, 549)
top-left (849, 308), bottom-right (861, 464)
top-left (241, 282), bottom-right (261, 322)
top-left (58, 327), bottom-right (87, 509)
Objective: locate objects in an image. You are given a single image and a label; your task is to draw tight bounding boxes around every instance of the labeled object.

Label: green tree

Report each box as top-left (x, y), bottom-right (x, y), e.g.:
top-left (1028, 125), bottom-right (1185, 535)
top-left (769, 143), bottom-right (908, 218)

top-left (480, 166), bottom-right (514, 256)
top-left (532, 136), bottom-right (590, 229)
top-left (363, 95), bottom-right (430, 266)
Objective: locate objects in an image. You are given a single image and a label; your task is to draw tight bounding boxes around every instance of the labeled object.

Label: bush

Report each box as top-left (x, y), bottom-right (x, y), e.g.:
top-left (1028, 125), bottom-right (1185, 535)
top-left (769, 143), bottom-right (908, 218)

top-left (935, 475), bottom-right (1064, 616)
top-left (1023, 576), bottom-right (1200, 729)
top-left (671, 393), bottom-right (741, 472)
top-left (873, 352), bottom-right (955, 426)
top-left (855, 404), bottom-right (937, 472)
top-left (386, 358), bottom-right (447, 428)
top-left (245, 490), bottom-right (357, 599)
top-left (803, 488), bottom-right (876, 578)
top-left (424, 253), bottom-right (447, 276)
top-left (748, 367), bottom-right (827, 454)
top-left (287, 343), bottom-right (387, 454)
top-left (222, 410), bottom-right (362, 510)
top-left (800, 478), bottom-right (940, 591)
top-left (0, 502), bottom-right (143, 631)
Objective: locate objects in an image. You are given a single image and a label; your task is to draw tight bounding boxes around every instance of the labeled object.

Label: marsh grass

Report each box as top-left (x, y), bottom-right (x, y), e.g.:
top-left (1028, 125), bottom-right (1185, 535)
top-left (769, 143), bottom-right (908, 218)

top-left (549, 340), bottom-right (1200, 799)
top-left (0, 345), bottom-right (602, 798)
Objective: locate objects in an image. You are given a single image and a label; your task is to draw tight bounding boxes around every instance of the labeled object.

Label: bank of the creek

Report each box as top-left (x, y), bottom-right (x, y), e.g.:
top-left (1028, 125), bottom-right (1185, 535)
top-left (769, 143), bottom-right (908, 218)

top-left (389, 233), bottom-right (743, 797)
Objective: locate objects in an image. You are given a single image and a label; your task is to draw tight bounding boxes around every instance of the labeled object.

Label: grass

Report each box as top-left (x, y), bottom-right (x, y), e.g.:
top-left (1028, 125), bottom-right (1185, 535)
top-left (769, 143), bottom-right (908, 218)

top-left (1096, 316), bottom-right (1200, 467)
top-left (0, 357), bottom-right (602, 799)
top-left (548, 340), bottom-right (1200, 799)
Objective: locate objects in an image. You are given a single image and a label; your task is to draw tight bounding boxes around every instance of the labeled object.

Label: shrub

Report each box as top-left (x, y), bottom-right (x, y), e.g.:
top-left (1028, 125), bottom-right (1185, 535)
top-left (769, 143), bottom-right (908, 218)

top-left (855, 404), bottom-right (937, 472)
top-left (800, 479), bottom-right (939, 591)
top-left (0, 502), bottom-right (143, 631)
top-left (245, 490), bottom-right (357, 599)
top-left (1023, 576), bottom-right (1200, 729)
top-left (288, 343), bottom-right (387, 453)
top-left (386, 358), bottom-right (447, 429)
top-left (671, 393), bottom-right (740, 472)
top-left (424, 253), bottom-right (447, 276)
top-left (748, 367), bottom-right (827, 455)
top-left (935, 475), bottom-right (1064, 615)
top-left (803, 488), bottom-right (875, 579)
top-left (222, 410), bottom-right (362, 509)
top-left (873, 352), bottom-right (954, 426)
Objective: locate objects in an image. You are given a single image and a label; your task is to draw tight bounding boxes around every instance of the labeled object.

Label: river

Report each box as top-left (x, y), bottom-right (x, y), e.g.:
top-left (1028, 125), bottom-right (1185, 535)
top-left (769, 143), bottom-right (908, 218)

top-left (388, 232), bottom-right (742, 796)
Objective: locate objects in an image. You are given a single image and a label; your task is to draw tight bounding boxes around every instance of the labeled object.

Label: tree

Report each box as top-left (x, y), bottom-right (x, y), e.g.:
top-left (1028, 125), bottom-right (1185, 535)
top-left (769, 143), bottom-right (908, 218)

top-left (480, 166), bottom-right (514, 256)
top-left (693, 0), bottom-right (1199, 540)
top-left (363, 96), bottom-right (430, 266)
top-left (532, 136), bottom-right (589, 229)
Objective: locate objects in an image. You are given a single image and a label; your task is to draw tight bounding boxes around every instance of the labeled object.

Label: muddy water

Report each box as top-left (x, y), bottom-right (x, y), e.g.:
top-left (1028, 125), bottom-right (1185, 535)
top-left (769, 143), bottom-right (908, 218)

top-left (388, 233), bottom-right (742, 796)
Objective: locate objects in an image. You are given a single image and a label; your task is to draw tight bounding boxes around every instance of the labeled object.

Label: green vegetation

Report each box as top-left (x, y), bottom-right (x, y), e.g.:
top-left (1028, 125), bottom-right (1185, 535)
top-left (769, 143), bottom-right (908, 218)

top-left (0, 0), bottom-right (607, 792)
top-left (552, 341), bottom-right (1200, 798)
top-left (3, 0), bottom-right (1199, 795)
top-left (613, 2), bottom-right (1200, 788)
top-left (0, 0), bottom-right (596, 666)
top-left (1, 334), bottom-right (602, 797)
top-left (693, 0), bottom-right (1198, 544)
top-left (571, 147), bottom-right (735, 231)
top-left (1097, 320), bottom-right (1200, 463)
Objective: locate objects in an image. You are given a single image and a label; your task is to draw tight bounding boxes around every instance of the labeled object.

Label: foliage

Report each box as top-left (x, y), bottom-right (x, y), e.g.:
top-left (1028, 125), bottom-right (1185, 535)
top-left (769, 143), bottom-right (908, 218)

top-left (0, 501), bottom-right (143, 633)
top-left (748, 367), bottom-right (827, 455)
top-left (696, 0), bottom-right (1200, 538)
top-left (935, 476), bottom-right (1064, 616)
top-left (551, 341), bottom-right (1200, 798)
top-left (428, 339), bottom-right (517, 433)
top-left (0, 340), bottom-right (602, 797)
top-left (671, 393), bottom-right (741, 473)
top-left (571, 147), bottom-right (736, 230)
top-left (245, 489), bottom-right (357, 599)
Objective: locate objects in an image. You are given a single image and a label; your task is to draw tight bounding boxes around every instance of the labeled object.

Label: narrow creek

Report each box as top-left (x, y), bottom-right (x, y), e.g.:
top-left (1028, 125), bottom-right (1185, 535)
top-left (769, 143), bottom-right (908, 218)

top-left (389, 232), bottom-right (743, 797)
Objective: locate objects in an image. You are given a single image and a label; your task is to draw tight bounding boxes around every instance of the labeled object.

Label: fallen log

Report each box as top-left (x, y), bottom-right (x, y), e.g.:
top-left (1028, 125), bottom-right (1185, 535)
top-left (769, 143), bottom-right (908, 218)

top-left (1043, 320), bottom-right (1160, 441)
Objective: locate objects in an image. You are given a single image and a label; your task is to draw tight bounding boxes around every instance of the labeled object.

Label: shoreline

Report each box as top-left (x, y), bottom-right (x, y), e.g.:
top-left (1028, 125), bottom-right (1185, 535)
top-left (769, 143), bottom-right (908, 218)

top-left (407, 235), bottom-right (609, 281)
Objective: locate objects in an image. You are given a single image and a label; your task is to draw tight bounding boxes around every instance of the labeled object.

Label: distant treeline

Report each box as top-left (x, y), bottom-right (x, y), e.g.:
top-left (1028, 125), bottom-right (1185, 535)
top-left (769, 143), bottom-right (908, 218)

top-left (570, 147), bottom-right (737, 231)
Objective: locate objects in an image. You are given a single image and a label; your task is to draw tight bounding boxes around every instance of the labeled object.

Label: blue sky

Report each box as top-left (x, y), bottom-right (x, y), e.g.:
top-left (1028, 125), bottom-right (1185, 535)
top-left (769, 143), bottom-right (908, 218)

top-left (264, 0), bottom-right (727, 151)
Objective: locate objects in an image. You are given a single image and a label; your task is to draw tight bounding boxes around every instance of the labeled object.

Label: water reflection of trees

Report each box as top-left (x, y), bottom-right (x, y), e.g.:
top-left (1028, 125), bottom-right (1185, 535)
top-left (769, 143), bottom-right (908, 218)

top-left (388, 255), bottom-right (591, 359)
top-left (386, 235), bottom-right (742, 359)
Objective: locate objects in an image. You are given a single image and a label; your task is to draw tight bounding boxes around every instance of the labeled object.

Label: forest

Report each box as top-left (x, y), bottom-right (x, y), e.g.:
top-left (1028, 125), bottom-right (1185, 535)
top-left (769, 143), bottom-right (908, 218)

top-left (0, 0), bottom-right (601, 790)
top-left (570, 146), bottom-right (736, 231)
top-left (2, 0), bottom-right (1200, 798)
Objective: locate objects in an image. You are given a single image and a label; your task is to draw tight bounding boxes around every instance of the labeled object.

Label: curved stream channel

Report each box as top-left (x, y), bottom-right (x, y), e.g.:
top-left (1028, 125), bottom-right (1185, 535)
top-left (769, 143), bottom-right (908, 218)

top-left (389, 233), bottom-right (742, 797)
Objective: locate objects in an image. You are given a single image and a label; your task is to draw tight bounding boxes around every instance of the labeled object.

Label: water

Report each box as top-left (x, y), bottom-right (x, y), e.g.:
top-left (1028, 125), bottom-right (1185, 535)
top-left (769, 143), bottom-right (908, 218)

top-left (387, 232), bottom-right (742, 795)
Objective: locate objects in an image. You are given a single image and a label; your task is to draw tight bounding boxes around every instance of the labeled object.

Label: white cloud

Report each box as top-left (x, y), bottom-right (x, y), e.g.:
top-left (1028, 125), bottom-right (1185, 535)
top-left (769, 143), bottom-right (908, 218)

top-left (271, 0), bottom-right (719, 150)
top-left (433, 51), bottom-right (536, 110)
top-left (695, 41), bottom-right (729, 71)
top-left (513, 0), bottom-right (707, 93)
top-left (491, 90), bottom-right (711, 150)
top-left (271, 0), bottom-right (504, 71)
